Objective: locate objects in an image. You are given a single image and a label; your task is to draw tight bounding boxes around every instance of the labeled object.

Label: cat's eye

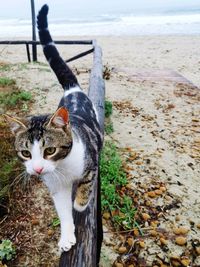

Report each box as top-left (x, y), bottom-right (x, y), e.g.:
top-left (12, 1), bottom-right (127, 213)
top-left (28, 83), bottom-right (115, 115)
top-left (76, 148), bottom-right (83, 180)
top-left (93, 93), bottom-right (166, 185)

top-left (44, 147), bottom-right (56, 156)
top-left (21, 150), bottom-right (31, 158)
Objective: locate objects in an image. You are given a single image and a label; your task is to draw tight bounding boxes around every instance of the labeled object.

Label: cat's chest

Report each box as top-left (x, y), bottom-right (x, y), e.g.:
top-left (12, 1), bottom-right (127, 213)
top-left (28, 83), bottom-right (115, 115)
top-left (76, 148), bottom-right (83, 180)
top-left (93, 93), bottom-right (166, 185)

top-left (58, 136), bottom-right (85, 180)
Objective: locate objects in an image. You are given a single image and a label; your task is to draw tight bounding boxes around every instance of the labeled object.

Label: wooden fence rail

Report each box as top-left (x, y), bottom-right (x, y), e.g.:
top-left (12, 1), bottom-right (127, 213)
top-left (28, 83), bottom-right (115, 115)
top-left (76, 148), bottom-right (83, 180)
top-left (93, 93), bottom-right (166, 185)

top-left (59, 40), bottom-right (105, 267)
top-left (0, 40), bottom-right (93, 62)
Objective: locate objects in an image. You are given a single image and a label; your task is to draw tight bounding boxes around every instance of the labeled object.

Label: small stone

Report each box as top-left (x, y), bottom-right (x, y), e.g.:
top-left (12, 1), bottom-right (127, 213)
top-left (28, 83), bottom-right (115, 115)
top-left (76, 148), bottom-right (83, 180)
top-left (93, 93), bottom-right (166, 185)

top-left (103, 212), bottom-right (110, 220)
top-left (196, 223), bottom-right (200, 229)
top-left (173, 227), bottom-right (189, 235)
top-left (150, 230), bottom-right (158, 237)
top-left (145, 200), bottom-right (152, 206)
top-left (181, 258), bottom-right (190, 266)
top-left (175, 215), bottom-right (181, 221)
top-left (133, 228), bottom-right (139, 237)
top-left (139, 241), bottom-right (145, 248)
top-left (179, 227), bottom-right (190, 235)
top-left (31, 219), bottom-right (39, 225)
top-left (160, 186), bottom-right (166, 192)
top-left (148, 191), bottom-right (156, 198)
top-left (115, 263), bottom-right (124, 267)
top-left (118, 246), bottom-right (127, 254)
top-left (47, 229), bottom-right (54, 236)
top-left (128, 265), bottom-right (135, 267)
top-left (160, 237), bottom-right (168, 246)
top-left (171, 257), bottom-right (181, 267)
top-left (127, 237), bottom-right (134, 246)
top-left (155, 189), bottom-right (163, 195)
top-left (142, 213), bottom-right (151, 221)
top-left (195, 246), bottom-right (200, 255)
top-left (175, 236), bottom-right (187, 246)
top-left (150, 220), bottom-right (159, 227)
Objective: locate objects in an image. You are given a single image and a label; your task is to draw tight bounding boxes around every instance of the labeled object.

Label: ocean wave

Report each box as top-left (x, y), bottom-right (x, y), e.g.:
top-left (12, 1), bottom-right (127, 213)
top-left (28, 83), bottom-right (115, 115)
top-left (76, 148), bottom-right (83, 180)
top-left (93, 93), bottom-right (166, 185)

top-left (1, 12), bottom-right (200, 37)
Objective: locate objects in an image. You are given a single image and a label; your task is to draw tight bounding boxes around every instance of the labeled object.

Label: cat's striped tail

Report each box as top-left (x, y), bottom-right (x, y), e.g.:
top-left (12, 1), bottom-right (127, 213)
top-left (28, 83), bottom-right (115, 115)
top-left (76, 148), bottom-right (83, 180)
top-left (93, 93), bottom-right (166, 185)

top-left (37, 5), bottom-right (79, 90)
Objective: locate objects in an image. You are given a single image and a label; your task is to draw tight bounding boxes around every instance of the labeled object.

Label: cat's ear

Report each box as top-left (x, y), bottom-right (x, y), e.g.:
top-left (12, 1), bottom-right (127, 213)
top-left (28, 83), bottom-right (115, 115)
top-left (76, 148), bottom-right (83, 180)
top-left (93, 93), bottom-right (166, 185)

top-left (3, 114), bottom-right (27, 134)
top-left (48, 107), bottom-right (69, 128)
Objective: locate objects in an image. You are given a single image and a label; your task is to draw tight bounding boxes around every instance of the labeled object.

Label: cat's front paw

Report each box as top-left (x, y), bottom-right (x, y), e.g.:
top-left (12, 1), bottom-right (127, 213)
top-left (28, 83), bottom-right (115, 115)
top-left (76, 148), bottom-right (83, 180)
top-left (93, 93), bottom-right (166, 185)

top-left (58, 232), bottom-right (76, 252)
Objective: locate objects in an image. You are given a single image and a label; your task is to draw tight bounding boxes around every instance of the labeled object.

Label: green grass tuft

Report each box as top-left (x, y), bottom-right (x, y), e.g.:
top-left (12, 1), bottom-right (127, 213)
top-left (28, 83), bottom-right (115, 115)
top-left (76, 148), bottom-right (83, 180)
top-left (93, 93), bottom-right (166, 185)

top-left (105, 100), bottom-right (113, 118)
top-left (105, 122), bottom-right (114, 135)
top-left (100, 141), bottom-right (137, 230)
top-left (0, 77), bottom-right (15, 87)
top-left (0, 239), bottom-right (16, 261)
top-left (0, 90), bottom-right (32, 108)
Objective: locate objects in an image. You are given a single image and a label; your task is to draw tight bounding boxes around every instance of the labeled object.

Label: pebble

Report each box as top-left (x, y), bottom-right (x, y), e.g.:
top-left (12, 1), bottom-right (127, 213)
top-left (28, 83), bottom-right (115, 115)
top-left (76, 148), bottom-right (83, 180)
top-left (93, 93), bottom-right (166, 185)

top-left (139, 241), bottom-right (145, 248)
top-left (118, 246), bottom-right (127, 254)
top-left (160, 237), bottom-right (168, 246)
top-left (181, 258), bottom-right (190, 266)
top-left (160, 186), bottom-right (166, 192)
top-left (115, 263), bottom-right (124, 267)
top-left (142, 213), bottom-right (151, 221)
top-left (196, 246), bottom-right (200, 255)
top-left (173, 227), bottom-right (189, 235)
top-left (150, 230), bottom-right (158, 237)
top-left (127, 237), bottom-right (134, 246)
top-left (170, 257), bottom-right (181, 267)
top-left (175, 236), bottom-right (187, 246)
top-left (31, 219), bottom-right (39, 226)
top-left (196, 223), bottom-right (200, 229)
top-left (148, 191), bottom-right (156, 198)
top-left (47, 229), bottom-right (54, 236)
top-left (133, 228), bottom-right (139, 237)
top-left (155, 189), bottom-right (163, 195)
top-left (103, 212), bottom-right (110, 220)
top-left (175, 215), bottom-right (181, 221)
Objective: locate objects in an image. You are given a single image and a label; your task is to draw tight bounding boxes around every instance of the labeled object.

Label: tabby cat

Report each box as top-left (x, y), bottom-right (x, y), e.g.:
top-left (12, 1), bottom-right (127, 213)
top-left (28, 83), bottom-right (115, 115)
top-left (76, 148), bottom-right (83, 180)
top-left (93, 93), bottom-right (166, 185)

top-left (4, 4), bottom-right (103, 252)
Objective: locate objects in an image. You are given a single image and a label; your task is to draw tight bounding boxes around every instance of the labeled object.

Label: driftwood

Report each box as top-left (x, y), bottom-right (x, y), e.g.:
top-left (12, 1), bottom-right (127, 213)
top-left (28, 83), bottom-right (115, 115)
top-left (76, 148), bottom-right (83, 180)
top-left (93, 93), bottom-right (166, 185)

top-left (59, 41), bottom-right (105, 267)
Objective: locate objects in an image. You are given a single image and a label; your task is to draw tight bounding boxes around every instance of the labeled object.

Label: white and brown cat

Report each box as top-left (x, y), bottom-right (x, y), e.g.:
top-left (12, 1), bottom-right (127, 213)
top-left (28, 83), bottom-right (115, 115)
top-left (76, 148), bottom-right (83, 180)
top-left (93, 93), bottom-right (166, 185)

top-left (4, 4), bottom-right (103, 252)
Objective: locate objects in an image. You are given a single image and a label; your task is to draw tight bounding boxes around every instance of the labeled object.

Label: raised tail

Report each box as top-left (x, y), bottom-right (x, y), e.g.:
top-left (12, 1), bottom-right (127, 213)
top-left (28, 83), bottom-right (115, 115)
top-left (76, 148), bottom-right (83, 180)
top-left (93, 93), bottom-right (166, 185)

top-left (37, 5), bottom-right (79, 90)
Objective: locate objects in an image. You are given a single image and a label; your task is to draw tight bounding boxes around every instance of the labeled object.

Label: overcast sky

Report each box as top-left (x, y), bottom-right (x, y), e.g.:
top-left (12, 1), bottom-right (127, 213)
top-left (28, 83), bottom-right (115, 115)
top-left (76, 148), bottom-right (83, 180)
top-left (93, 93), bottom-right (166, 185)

top-left (1, 0), bottom-right (200, 19)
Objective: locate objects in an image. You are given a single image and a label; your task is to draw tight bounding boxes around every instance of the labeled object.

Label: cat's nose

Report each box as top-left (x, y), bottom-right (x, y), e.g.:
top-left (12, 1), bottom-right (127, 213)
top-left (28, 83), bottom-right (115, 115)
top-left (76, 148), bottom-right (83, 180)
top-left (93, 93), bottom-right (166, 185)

top-left (34, 167), bottom-right (44, 175)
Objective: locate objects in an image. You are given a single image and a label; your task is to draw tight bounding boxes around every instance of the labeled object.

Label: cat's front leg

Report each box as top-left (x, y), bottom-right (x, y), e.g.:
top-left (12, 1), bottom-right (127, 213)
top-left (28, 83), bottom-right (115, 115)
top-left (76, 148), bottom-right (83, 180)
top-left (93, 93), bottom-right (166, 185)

top-left (52, 185), bottom-right (76, 252)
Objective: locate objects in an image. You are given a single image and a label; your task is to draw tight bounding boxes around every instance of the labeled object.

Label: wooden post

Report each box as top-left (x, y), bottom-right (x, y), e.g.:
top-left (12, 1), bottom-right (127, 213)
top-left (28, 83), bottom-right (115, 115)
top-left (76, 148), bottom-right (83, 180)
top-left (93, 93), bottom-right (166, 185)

top-left (59, 41), bottom-right (105, 267)
top-left (30, 0), bottom-right (37, 61)
top-left (26, 43), bottom-right (31, 62)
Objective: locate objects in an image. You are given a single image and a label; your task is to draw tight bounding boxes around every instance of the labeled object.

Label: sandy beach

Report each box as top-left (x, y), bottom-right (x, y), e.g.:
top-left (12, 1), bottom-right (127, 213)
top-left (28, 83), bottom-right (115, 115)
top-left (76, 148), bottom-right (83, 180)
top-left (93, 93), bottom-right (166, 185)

top-left (0, 36), bottom-right (200, 266)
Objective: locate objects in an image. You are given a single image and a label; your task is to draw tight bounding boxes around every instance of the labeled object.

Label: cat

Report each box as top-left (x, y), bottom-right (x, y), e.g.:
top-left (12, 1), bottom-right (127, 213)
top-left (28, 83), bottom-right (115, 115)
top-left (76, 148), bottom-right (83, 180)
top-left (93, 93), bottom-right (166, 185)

top-left (4, 4), bottom-right (103, 252)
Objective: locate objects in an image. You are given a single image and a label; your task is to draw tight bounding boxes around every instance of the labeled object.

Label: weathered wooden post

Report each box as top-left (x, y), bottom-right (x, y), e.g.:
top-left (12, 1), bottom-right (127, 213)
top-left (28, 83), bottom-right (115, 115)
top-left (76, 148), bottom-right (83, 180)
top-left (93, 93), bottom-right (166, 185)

top-left (30, 0), bottom-right (37, 61)
top-left (59, 41), bottom-right (105, 267)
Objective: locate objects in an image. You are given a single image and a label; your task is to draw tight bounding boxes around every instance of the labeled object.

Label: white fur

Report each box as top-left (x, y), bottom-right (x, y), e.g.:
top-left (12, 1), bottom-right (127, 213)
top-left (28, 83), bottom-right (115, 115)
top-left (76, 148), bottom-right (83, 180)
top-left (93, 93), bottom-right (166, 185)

top-left (52, 185), bottom-right (76, 252)
top-left (43, 132), bottom-right (85, 192)
top-left (64, 86), bottom-right (81, 97)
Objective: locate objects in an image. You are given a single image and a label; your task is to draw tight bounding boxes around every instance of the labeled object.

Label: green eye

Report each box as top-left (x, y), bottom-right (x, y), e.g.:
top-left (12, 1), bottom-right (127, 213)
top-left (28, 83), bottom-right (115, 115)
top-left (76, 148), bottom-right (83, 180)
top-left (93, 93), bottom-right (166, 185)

top-left (21, 150), bottom-right (31, 158)
top-left (45, 147), bottom-right (56, 156)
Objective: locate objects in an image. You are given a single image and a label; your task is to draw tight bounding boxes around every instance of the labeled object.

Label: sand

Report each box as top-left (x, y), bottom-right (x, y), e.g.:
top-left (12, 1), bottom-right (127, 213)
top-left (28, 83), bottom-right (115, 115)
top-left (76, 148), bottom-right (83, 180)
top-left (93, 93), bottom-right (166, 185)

top-left (0, 36), bottom-right (200, 266)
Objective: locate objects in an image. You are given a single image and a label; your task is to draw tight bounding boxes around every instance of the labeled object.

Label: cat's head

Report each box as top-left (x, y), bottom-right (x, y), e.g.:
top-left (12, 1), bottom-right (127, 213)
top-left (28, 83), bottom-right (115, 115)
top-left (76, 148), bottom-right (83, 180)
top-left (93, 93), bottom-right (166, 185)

top-left (4, 107), bottom-right (72, 176)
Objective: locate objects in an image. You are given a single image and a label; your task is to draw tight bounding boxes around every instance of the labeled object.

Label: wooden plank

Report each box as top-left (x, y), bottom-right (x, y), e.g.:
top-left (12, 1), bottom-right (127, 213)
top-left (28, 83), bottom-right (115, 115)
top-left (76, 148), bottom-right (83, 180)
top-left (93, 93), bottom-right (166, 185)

top-left (89, 40), bottom-right (105, 132)
top-left (114, 68), bottom-right (197, 85)
top-left (66, 48), bottom-right (94, 63)
top-left (59, 41), bottom-right (105, 267)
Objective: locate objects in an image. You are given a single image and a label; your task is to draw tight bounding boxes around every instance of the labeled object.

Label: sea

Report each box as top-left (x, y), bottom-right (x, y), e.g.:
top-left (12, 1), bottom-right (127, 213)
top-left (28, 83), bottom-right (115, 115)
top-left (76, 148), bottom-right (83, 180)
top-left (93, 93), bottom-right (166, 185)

top-left (0, 2), bottom-right (200, 38)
